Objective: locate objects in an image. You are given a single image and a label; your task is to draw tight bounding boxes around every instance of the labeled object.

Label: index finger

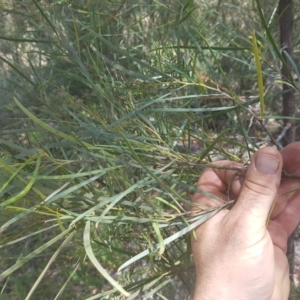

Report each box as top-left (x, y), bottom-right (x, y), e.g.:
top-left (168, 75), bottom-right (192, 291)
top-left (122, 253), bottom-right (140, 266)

top-left (193, 161), bottom-right (244, 208)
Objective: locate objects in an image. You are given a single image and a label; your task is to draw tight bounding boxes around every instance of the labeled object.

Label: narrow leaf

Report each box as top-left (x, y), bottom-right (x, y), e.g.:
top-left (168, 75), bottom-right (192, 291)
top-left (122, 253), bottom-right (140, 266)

top-left (0, 157), bottom-right (41, 207)
top-left (118, 207), bottom-right (223, 272)
top-left (0, 228), bottom-right (73, 280)
top-left (83, 221), bottom-right (130, 297)
top-left (252, 30), bottom-right (264, 119)
top-left (24, 232), bottom-right (75, 300)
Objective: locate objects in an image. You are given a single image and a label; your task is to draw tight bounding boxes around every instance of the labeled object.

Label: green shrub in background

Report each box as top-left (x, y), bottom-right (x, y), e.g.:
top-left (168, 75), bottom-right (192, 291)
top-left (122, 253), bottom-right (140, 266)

top-left (0, 0), bottom-right (300, 299)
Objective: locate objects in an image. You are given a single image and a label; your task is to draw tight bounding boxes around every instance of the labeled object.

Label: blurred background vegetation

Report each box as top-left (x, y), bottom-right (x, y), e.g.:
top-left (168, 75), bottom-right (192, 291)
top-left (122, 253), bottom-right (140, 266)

top-left (0, 0), bottom-right (300, 299)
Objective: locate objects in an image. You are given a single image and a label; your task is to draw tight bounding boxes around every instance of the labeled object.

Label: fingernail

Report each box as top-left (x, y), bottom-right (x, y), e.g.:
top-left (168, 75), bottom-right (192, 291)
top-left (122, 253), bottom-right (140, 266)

top-left (255, 154), bottom-right (279, 174)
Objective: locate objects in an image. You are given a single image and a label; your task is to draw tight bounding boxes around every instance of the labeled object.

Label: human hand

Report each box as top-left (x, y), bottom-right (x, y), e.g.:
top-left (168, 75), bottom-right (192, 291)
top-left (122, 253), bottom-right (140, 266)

top-left (191, 142), bottom-right (300, 300)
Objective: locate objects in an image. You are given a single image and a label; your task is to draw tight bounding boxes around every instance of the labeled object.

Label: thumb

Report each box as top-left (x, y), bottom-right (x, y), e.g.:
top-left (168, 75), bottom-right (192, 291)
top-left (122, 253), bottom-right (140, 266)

top-left (231, 146), bottom-right (282, 232)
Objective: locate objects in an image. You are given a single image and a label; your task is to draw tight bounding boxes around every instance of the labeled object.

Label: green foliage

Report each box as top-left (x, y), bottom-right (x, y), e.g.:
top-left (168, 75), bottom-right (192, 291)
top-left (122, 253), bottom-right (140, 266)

top-left (0, 0), bottom-right (299, 299)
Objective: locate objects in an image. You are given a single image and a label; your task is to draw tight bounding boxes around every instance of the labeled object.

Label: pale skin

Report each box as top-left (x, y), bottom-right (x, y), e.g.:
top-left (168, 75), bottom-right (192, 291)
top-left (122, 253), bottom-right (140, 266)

top-left (191, 142), bottom-right (300, 300)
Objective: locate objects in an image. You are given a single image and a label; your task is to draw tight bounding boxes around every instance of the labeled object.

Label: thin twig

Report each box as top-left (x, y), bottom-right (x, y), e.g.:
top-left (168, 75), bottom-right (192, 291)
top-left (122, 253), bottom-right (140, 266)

top-left (242, 106), bottom-right (282, 149)
top-left (275, 122), bottom-right (292, 147)
top-left (179, 162), bottom-right (300, 178)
